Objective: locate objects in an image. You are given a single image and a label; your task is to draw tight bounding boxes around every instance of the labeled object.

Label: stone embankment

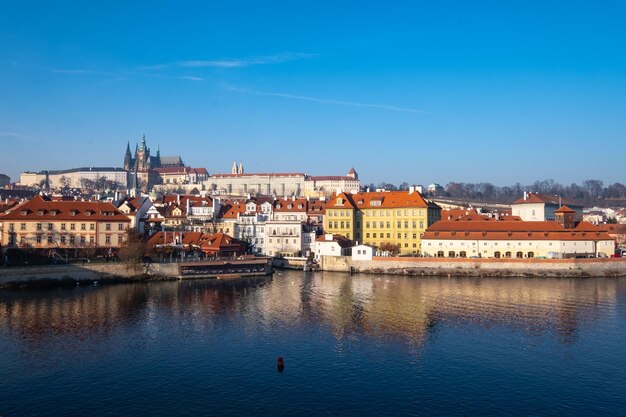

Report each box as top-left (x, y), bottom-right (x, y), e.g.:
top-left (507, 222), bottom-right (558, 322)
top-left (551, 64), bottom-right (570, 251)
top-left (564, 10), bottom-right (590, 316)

top-left (320, 256), bottom-right (626, 278)
top-left (0, 259), bottom-right (273, 289)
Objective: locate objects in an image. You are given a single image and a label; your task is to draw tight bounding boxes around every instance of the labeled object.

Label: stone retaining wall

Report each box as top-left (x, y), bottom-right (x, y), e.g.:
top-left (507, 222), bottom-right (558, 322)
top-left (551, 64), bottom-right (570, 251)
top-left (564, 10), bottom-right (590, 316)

top-left (321, 256), bottom-right (626, 277)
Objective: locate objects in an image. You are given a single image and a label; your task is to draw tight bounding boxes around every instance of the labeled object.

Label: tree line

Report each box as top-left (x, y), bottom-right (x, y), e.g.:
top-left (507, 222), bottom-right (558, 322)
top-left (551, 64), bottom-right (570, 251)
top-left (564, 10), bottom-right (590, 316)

top-left (363, 179), bottom-right (626, 205)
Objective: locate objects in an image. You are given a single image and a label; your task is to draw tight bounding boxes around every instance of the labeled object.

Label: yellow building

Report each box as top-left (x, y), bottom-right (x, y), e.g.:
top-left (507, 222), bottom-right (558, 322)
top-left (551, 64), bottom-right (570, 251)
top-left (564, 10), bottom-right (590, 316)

top-left (324, 190), bottom-right (441, 255)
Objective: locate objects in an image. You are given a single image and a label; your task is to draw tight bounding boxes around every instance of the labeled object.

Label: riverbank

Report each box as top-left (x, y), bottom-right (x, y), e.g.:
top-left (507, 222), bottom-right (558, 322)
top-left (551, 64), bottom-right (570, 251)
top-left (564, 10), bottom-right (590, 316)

top-left (320, 256), bottom-right (626, 277)
top-left (0, 258), bottom-right (273, 289)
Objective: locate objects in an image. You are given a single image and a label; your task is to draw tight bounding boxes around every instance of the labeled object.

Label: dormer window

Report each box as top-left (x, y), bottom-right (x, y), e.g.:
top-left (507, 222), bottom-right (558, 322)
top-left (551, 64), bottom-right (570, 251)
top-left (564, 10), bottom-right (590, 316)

top-left (37, 210), bottom-right (45, 215)
top-left (50, 209), bottom-right (58, 216)
top-left (20, 210), bottom-right (28, 215)
top-left (70, 210), bottom-right (78, 216)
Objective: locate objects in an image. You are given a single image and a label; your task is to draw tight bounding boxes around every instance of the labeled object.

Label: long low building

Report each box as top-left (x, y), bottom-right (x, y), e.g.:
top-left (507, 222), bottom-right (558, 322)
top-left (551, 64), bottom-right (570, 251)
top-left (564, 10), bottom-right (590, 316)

top-left (20, 167), bottom-right (129, 189)
top-left (0, 195), bottom-right (130, 256)
top-left (422, 206), bottom-right (615, 258)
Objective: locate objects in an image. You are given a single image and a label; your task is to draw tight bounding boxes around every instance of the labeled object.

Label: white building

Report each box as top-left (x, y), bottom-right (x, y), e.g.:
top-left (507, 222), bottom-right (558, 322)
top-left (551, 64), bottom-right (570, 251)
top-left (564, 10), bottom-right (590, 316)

top-left (511, 192), bottom-right (583, 221)
top-left (20, 167), bottom-right (129, 190)
top-left (352, 244), bottom-right (375, 261)
top-left (422, 206), bottom-right (615, 258)
top-left (314, 234), bottom-right (353, 259)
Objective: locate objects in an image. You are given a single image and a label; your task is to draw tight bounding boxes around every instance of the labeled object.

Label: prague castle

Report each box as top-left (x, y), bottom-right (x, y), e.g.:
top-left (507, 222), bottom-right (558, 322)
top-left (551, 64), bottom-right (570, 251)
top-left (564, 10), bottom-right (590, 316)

top-left (124, 134), bottom-right (184, 171)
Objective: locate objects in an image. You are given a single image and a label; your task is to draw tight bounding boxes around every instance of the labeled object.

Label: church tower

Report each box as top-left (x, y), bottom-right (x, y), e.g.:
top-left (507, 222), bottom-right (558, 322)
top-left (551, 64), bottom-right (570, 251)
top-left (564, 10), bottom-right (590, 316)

top-left (136, 134), bottom-right (151, 170)
top-left (124, 141), bottom-right (132, 171)
top-left (238, 162), bottom-right (244, 174)
top-left (232, 160), bottom-right (238, 174)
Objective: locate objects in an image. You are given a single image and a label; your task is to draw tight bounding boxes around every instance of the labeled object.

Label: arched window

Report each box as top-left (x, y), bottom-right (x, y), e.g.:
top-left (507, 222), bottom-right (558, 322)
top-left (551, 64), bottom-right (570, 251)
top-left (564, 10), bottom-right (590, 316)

top-left (494, 251), bottom-right (501, 258)
top-left (516, 251), bottom-right (523, 258)
top-left (459, 251), bottom-right (467, 258)
top-left (448, 251), bottom-right (456, 258)
top-left (505, 251), bottom-right (512, 258)
top-left (437, 251), bottom-right (444, 258)
top-left (527, 251), bottom-right (535, 258)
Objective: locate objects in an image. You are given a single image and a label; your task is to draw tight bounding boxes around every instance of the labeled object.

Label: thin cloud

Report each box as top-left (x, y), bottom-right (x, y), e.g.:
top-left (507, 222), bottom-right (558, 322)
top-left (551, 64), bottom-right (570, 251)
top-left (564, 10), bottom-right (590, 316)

top-left (225, 86), bottom-right (427, 114)
top-left (0, 132), bottom-right (39, 141)
top-left (141, 52), bottom-right (316, 70)
top-left (49, 68), bottom-right (117, 76)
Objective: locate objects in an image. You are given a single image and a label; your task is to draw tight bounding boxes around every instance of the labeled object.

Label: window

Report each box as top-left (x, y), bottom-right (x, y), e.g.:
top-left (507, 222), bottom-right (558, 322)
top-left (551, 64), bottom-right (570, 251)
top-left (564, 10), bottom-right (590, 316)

top-left (366, 233), bottom-right (370, 238)
top-left (70, 223), bottom-right (75, 230)
top-left (346, 222), bottom-right (350, 228)
top-left (397, 221), bottom-right (401, 228)
top-left (106, 224), bottom-right (111, 231)
top-left (47, 235), bottom-right (53, 244)
top-left (81, 224), bottom-right (86, 231)
top-left (366, 221), bottom-right (370, 228)
top-left (48, 223), bottom-right (53, 230)
top-left (36, 235), bottom-right (42, 243)
top-left (81, 236), bottom-right (86, 244)
top-left (36, 223), bottom-right (42, 230)
top-left (419, 221), bottom-right (424, 228)
top-left (70, 235), bottom-right (75, 244)
top-left (379, 221), bottom-right (384, 228)
top-left (61, 223), bottom-right (66, 230)
top-left (61, 236), bottom-right (66, 244)
top-left (373, 233), bottom-right (377, 238)
top-left (8, 223), bottom-right (14, 231)
top-left (105, 235), bottom-right (111, 244)
top-left (90, 224), bottom-right (95, 231)
top-left (89, 236), bottom-right (94, 243)
top-left (118, 235), bottom-right (124, 243)
top-left (20, 223), bottom-right (26, 230)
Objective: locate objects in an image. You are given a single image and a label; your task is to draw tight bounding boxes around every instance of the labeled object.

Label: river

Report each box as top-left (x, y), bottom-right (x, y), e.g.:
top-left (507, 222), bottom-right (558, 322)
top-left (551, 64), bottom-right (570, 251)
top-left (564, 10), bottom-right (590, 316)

top-left (1, 271), bottom-right (626, 416)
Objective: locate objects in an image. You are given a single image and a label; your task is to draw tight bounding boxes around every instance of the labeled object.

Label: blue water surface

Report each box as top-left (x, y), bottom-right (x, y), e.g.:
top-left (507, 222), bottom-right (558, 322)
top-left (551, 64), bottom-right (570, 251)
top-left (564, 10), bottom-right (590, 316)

top-left (1, 272), bottom-right (626, 416)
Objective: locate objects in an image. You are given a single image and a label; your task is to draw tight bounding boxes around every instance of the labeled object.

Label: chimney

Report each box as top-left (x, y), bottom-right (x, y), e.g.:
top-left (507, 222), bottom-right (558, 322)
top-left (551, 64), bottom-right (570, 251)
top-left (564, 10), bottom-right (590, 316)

top-left (523, 191), bottom-right (528, 201)
top-left (409, 186), bottom-right (415, 194)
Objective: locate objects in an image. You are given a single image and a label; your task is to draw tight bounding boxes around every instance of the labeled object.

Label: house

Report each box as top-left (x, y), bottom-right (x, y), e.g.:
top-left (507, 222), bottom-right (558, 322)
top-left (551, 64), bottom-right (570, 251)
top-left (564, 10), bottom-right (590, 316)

top-left (511, 192), bottom-right (583, 221)
top-left (352, 244), bottom-right (375, 261)
top-left (314, 234), bottom-right (353, 259)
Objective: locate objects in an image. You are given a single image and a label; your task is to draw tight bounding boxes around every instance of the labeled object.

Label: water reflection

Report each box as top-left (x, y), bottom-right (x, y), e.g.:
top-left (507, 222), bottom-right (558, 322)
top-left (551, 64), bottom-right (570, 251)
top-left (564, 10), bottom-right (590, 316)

top-left (0, 273), bottom-right (623, 349)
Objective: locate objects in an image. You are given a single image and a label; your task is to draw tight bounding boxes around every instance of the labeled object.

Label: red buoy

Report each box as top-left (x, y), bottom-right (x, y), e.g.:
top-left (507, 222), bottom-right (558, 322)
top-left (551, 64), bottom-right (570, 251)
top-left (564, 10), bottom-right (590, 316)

top-left (277, 356), bottom-right (284, 372)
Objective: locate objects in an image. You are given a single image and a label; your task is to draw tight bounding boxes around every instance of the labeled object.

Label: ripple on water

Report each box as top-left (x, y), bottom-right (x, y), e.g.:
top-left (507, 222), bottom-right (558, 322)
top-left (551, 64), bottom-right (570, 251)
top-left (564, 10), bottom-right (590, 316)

top-left (1, 273), bottom-right (626, 416)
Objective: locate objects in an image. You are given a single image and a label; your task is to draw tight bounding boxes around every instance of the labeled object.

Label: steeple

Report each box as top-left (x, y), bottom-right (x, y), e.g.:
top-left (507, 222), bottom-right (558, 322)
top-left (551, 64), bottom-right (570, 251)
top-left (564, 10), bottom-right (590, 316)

top-left (140, 133), bottom-right (147, 151)
top-left (124, 141), bottom-right (132, 170)
top-left (232, 160), bottom-right (238, 174)
top-left (238, 162), bottom-right (244, 174)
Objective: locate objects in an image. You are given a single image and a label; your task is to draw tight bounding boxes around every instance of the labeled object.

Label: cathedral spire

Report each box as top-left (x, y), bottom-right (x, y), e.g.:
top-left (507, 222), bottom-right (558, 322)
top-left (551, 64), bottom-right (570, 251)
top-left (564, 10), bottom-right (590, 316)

top-left (232, 160), bottom-right (238, 174)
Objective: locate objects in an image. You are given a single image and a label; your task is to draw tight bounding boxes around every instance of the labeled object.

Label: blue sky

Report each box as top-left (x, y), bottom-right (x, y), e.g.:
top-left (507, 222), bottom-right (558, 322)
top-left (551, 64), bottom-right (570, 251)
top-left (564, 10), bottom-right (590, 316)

top-left (1, 1), bottom-right (625, 186)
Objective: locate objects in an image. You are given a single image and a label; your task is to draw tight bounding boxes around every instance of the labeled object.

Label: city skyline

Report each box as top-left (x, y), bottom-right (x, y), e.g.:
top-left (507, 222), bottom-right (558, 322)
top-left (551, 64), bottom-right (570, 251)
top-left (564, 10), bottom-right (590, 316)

top-left (1, 1), bottom-right (626, 185)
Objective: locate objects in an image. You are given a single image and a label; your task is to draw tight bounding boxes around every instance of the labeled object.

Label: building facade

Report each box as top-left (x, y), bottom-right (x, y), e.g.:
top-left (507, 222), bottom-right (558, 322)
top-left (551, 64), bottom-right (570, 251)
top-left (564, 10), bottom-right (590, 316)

top-left (0, 196), bottom-right (130, 255)
top-left (323, 190), bottom-right (442, 255)
top-left (511, 192), bottom-right (584, 221)
top-left (422, 207), bottom-right (614, 258)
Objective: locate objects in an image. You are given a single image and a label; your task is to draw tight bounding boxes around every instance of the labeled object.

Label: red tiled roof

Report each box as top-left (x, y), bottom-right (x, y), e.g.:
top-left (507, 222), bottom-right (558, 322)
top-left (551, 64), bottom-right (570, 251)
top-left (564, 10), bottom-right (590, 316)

top-left (555, 205), bottom-right (575, 213)
top-left (273, 198), bottom-right (307, 212)
top-left (315, 234), bottom-right (353, 248)
top-left (424, 220), bottom-right (612, 241)
top-left (309, 176), bottom-right (356, 181)
top-left (512, 193), bottom-right (581, 206)
top-left (0, 195), bottom-right (130, 222)
top-left (325, 191), bottom-right (435, 210)
top-left (211, 172), bottom-right (305, 178)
